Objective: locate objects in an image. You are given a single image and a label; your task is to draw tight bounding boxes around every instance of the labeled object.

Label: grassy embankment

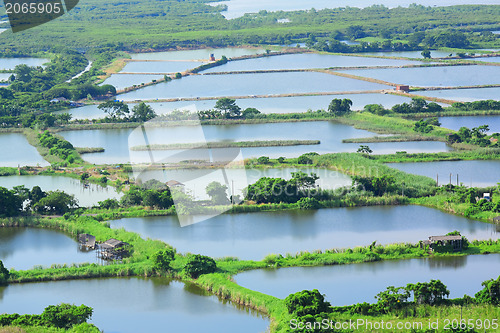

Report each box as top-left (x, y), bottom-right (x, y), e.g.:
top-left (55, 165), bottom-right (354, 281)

top-left (130, 140), bottom-right (320, 151)
top-left (336, 112), bottom-right (455, 143)
top-left (3, 214), bottom-right (500, 332)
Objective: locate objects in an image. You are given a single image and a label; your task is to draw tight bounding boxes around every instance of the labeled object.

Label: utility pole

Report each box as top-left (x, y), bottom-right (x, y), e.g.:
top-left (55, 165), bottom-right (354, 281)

top-left (437, 174), bottom-right (439, 187)
top-left (449, 173), bottom-right (452, 185)
top-left (457, 174), bottom-right (459, 186)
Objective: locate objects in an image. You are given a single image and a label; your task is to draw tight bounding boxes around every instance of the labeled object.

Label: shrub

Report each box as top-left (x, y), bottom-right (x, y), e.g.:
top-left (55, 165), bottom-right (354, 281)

top-left (184, 254), bottom-right (217, 278)
top-left (152, 248), bottom-right (176, 272)
top-left (284, 289), bottom-right (331, 316)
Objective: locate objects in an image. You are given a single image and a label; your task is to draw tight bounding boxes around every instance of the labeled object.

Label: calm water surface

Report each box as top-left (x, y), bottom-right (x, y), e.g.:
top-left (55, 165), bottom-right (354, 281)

top-left (0, 57), bottom-right (48, 70)
top-left (64, 93), bottom-right (414, 119)
top-left (60, 121), bottom-right (451, 164)
top-left (475, 56), bottom-right (500, 63)
top-left (341, 65), bottom-right (500, 87)
top-left (212, 0), bottom-right (500, 19)
top-left (0, 133), bottom-right (49, 167)
top-left (387, 160), bottom-right (500, 187)
top-left (108, 206), bottom-right (499, 260)
top-left (362, 50), bottom-right (454, 59)
top-left (0, 277), bottom-right (269, 333)
top-left (121, 61), bottom-right (206, 74)
top-left (413, 87), bottom-right (500, 102)
top-left (0, 175), bottom-right (122, 207)
top-left (130, 47), bottom-right (264, 61)
top-left (0, 228), bottom-right (99, 270)
top-left (235, 254), bottom-right (500, 305)
top-left (438, 115), bottom-right (500, 134)
top-left (202, 53), bottom-right (423, 73)
top-left (118, 72), bottom-right (390, 101)
top-left (101, 74), bottom-right (164, 90)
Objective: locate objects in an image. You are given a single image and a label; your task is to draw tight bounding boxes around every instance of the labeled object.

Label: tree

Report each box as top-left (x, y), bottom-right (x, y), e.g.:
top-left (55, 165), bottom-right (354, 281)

top-left (364, 104), bottom-right (388, 116)
top-left (242, 107), bottom-right (261, 119)
top-left (131, 102), bottom-right (157, 122)
top-left (34, 191), bottom-right (78, 214)
top-left (152, 248), bottom-right (176, 272)
top-left (184, 254), bottom-right (217, 278)
top-left (291, 172), bottom-right (319, 191)
top-left (357, 145), bottom-right (373, 154)
top-left (475, 275), bottom-right (500, 305)
top-left (97, 101), bottom-right (130, 120)
top-left (284, 289), bottom-right (331, 316)
top-left (421, 50), bottom-right (431, 58)
top-left (375, 286), bottom-right (410, 313)
top-left (41, 304), bottom-right (93, 329)
top-left (328, 98), bottom-right (352, 116)
top-left (214, 98), bottom-right (241, 118)
top-left (205, 181), bottom-right (230, 205)
top-left (297, 154), bottom-right (313, 165)
top-left (98, 198), bottom-right (120, 209)
top-left (0, 260), bottom-right (9, 285)
top-left (407, 280), bottom-right (449, 305)
top-left (257, 156), bottom-right (270, 164)
top-left (142, 190), bottom-right (161, 208)
top-left (0, 186), bottom-right (22, 217)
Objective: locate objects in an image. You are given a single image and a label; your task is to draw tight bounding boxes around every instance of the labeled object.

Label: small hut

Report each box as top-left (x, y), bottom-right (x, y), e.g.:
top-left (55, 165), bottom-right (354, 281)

top-left (422, 235), bottom-right (463, 252)
top-left (396, 85), bottom-right (410, 92)
top-left (97, 238), bottom-right (130, 260)
top-left (78, 234), bottom-right (96, 250)
top-left (494, 216), bottom-right (500, 224)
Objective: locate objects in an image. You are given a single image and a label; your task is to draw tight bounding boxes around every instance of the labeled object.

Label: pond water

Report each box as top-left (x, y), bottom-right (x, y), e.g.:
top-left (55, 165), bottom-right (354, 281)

top-left (341, 65), bottom-right (500, 87)
top-left (362, 50), bottom-right (454, 59)
top-left (66, 93), bottom-right (413, 119)
top-left (387, 160), bottom-right (500, 187)
top-left (118, 72), bottom-right (390, 101)
top-left (212, 0), bottom-right (500, 19)
top-left (60, 121), bottom-right (451, 164)
top-left (121, 61), bottom-right (207, 74)
top-left (0, 277), bottom-right (269, 333)
top-left (108, 206), bottom-right (499, 260)
top-left (0, 73), bottom-right (12, 81)
top-left (0, 133), bottom-right (49, 167)
top-left (438, 115), bottom-right (500, 134)
top-left (100, 74), bottom-right (164, 90)
top-left (201, 54), bottom-right (423, 73)
top-left (0, 228), bottom-right (99, 270)
top-left (412, 87), bottom-right (500, 102)
top-left (234, 254), bottom-right (500, 306)
top-left (475, 56), bottom-right (500, 63)
top-left (0, 175), bottom-right (122, 207)
top-left (129, 47), bottom-right (265, 61)
top-left (0, 57), bottom-right (49, 70)
top-left (133, 167), bottom-right (352, 201)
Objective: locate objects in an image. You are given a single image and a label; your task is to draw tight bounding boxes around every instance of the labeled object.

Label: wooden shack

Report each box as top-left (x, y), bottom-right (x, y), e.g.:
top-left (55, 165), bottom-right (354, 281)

top-left (78, 233), bottom-right (96, 250)
top-left (396, 85), bottom-right (410, 92)
top-left (422, 235), bottom-right (463, 252)
top-left (97, 238), bottom-right (130, 260)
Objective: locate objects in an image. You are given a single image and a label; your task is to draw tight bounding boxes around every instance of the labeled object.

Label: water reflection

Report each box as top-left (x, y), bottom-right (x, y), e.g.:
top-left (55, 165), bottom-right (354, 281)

top-left (109, 206), bottom-right (498, 260)
top-left (235, 254), bottom-right (500, 305)
top-left (0, 228), bottom-right (99, 270)
top-left (0, 277), bottom-right (269, 333)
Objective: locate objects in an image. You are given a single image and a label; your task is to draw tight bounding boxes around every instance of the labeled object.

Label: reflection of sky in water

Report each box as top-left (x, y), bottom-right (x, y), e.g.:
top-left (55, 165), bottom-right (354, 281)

top-left (235, 254), bottom-right (500, 305)
top-left (0, 278), bottom-right (269, 333)
top-left (109, 206), bottom-right (499, 260)
top-left (60, 122), bottom-right (451, 164)
top-left (0, 228), bottom-right (99, 270)
top-left (61, 93), bottom-right (415, 119)
top-left (387, 160), bottom-right (500, 187)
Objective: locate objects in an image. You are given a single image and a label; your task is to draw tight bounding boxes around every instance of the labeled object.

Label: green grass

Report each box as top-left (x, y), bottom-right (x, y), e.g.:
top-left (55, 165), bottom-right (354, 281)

top-left (130, 140), bottom-right (320, 151)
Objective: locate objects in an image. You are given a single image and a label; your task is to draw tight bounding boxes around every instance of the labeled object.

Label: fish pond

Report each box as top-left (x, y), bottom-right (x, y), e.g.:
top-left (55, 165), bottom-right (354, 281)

top-left (234, 254), bottom-right (500, 306)
top-left (108, 206), bottom-right (499, 260)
